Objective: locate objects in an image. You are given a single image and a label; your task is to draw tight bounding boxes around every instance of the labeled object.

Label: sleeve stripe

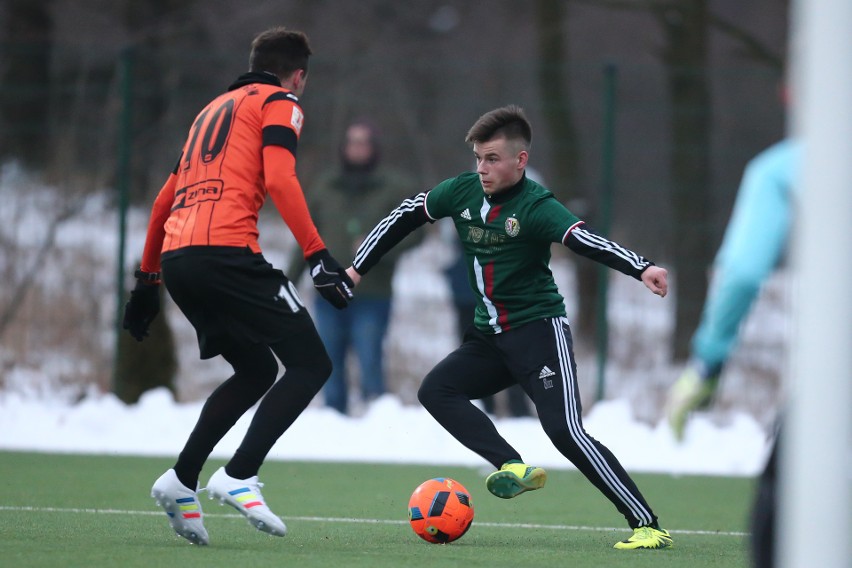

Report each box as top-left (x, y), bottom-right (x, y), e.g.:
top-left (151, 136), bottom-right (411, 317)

top-left (353, 193), bottom-right (426, 268)
top-left (262, 125), bottom-right (298, 156)
top-left (263, 91), bottom-right (299, 107)
top-left (422, 194), bottom-right (438, 221)
top-left (560, 220), bottom-right (585, 245)
top-left (571, 227), bottom-right (646, 270)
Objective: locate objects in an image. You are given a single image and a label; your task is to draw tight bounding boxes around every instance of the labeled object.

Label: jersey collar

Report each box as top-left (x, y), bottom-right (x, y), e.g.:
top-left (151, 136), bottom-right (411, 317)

top-left (228, 71), bottom-right (282, 91)
top-left (485, 172), bottom-right (527, 204)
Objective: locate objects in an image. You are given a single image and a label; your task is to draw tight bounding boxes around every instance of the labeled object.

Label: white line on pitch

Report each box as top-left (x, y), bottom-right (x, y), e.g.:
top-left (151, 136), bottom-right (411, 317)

top-left (0, 505), bottom-right (748, 537)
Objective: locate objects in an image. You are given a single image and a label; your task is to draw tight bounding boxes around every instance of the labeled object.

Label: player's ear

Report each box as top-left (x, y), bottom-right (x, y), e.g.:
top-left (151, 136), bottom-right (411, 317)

top-left (284, 68), bottom-right (307, 93)
top-left (517, 150), bottom-right (528, 170)
top-left (293, 69), bottom-right (307, 88)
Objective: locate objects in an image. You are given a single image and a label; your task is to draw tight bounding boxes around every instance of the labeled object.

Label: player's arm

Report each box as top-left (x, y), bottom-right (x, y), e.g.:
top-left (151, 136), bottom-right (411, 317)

top-left (125, 166), bottom-right (177, 341)
top-left (264, 145), bottom-right (325, 258)
top-left (139, 170), bottom-right (179, 275)
top-left (262, 99), bottom-right (352, 308)
top-left (563, 224), bottom-right (655, 280)
top-left (351, 192), bottom-right (432, 277)
top-left (260, 94), bottom-right (325, 258)
top-left (565, 224), bottom-right (667, 297)
top-left (711, 146), bottom-right (793, 301)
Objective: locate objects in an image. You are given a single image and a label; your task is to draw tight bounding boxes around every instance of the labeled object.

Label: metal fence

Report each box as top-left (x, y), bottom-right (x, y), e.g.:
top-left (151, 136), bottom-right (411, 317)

top-left (0, 43), bottom-right (787, 427)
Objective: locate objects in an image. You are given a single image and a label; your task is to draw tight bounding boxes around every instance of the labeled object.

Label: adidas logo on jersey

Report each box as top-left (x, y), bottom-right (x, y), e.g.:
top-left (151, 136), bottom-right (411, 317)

top-left (460, 208), bottom-right (472, 220)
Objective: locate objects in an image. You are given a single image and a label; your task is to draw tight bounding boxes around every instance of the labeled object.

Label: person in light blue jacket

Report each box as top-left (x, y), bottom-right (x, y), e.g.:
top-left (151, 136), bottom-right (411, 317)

top-left (666, 138), bottom-right (799, 436)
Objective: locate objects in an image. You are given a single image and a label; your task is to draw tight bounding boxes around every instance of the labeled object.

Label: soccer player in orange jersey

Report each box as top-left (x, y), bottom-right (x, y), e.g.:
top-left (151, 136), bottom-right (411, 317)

top-left (123, 27), bottom-right (353, 545)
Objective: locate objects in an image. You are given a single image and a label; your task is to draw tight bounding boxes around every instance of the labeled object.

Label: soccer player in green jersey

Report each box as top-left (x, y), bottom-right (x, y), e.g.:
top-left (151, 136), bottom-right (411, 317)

top-left (346, 105), bottom-right (672, 550)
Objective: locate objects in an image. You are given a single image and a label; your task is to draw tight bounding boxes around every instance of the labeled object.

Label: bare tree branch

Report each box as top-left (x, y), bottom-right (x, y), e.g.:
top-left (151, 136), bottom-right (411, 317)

top-left (708, 13), bottom-right (784, 69)
top-left (571, 0), bottom-right (783, 68)
top-left (0, 200), bottom-right (82, 341)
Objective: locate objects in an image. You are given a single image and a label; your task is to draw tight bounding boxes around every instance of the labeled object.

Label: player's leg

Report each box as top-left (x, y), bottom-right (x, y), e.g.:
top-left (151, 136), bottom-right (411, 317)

top-left (225, 315), bottom-right (330, 478)
top-left (171, 342), bottom-right (278, 488)
top-left (206, 311), bottom-right (331, 536)
top-left (150, 254), bottom-right (280, 544)
top-left (751, 425), bottom-right (780, 568)
top-left (417, 328), bottom-right (520, 469)
top-left (506, 384), bottom-right (532, 417)
top-left (508, 317), bottom-right (671, 549)
top-left (150, 340), bottom-right (277, 545)
top-left (313, 298), bottom-right (350, 414)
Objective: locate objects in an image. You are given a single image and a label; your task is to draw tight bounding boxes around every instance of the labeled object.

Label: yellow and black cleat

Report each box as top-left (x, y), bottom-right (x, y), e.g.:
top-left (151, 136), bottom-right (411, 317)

top-left (485, 462), bottom-right (547, 499)
top-left (613, 526), bottom-right (674, 550)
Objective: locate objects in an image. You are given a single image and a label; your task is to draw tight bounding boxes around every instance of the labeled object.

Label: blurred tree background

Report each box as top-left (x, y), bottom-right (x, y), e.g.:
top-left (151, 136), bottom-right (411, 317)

top-left (0, 0), bottom-right (789, 415)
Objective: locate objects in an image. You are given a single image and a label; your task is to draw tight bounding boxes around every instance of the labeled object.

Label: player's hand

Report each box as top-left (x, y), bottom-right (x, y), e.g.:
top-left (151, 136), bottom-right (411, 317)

top-left (345, 266), bottom-right (361, 287)
top-left (641, 265), bottom-right (668, 297)
top-left (122, 280), bottom-right (161, 341)
top-left (308, 249), bottom-right (354, 309)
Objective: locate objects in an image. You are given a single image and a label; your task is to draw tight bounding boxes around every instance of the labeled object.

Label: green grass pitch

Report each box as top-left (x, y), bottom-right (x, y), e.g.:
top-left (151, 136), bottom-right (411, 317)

top-left (0, 451), bottom-right (755, 567)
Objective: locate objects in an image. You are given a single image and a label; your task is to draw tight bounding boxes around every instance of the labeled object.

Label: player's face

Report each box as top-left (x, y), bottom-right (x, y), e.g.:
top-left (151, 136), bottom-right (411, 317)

top-left (473, 137), bottom-right (528, 195)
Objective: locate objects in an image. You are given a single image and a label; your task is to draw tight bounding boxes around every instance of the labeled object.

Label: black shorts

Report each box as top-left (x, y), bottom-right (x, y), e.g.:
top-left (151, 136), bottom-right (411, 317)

top-left (162, 246), bottom-right (312, 359)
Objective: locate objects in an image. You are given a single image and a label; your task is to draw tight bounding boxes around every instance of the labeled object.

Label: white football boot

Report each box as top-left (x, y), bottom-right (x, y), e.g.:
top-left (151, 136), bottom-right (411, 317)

top-left (205, 467), bottom-right (287, 536)
top-left (150, 469), bottom-right (209, 545)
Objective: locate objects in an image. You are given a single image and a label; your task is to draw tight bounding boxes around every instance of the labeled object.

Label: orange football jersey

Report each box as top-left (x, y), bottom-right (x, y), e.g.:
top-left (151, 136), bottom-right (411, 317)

top-left (140, 77), bottom-right (324, 273)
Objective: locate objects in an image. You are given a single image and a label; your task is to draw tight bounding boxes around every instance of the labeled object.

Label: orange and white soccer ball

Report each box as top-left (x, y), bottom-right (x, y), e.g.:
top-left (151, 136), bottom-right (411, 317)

top-left (407, 477), bottom-right (474, 544)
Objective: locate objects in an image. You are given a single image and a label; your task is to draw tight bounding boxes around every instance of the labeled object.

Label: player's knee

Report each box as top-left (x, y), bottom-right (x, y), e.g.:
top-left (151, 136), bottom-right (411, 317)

top-left (315, 350), bottom-right (333, 381)
top-left (418, 371), bottom-right (458, 412)
top-left (299, 347), bottom-right (332, 394)
top-left (417, 376), bottom-right (440, 410)
top-left (417, 382), bottom-right (432, 408)
top-left (540, 419), bottom-right (586, 453)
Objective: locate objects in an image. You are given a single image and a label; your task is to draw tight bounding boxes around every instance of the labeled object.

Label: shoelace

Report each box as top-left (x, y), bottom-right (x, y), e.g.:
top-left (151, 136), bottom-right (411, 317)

top-left (633, 527), bottom-right (656, 540)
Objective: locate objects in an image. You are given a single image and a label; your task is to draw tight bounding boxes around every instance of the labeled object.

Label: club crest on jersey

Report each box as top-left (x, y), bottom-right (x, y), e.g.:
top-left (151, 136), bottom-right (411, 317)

top-left (290, 106), bottom-right (304, 135)
top-left (505, 217), bottom-right (520, 237)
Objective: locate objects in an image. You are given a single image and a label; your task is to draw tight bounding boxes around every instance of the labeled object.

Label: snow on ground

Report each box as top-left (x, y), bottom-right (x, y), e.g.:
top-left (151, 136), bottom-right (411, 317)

top-left (0, 386), bottom-right (770, 477)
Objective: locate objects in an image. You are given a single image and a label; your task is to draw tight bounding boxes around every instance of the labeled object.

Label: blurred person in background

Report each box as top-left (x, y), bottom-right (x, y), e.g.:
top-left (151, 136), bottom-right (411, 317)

top-left (346, 105), bottom-right (674, 550)
top-left (306, 119), bottom-right (421, 415)
top-left (664, 134), bottom-right (798, 568)
top-left (122, 27), bottom-right (353, 545)
top-left (664, 137), bottom-right (798, 437)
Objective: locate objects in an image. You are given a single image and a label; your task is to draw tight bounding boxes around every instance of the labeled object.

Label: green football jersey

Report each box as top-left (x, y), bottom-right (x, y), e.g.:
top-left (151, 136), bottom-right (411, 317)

top-left (425, 172), bottom-right (581, 334)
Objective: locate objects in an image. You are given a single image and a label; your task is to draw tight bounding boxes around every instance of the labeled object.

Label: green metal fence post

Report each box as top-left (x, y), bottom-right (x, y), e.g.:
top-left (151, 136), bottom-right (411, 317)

top-left (594, 63), bottom-right (617, 401)
top-left (113, 46), bottom-right (134, 395)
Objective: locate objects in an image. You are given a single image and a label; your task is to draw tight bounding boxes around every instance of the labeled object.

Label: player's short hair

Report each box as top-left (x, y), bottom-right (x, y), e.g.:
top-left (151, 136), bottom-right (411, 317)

top-left (465, 105), bottom-right (532, 150)
top-left (249, 27), bottom-right (312, 79)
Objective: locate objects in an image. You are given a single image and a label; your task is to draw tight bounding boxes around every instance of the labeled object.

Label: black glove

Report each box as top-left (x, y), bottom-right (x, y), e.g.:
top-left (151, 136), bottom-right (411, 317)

top-left (122, 275), bottom-right (161, 341)
top-left (308, 249), bottom-right (354, 309)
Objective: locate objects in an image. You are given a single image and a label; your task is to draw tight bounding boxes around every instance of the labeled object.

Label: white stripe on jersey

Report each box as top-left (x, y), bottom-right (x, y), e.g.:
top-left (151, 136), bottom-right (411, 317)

top-left (473, 256), bottom-right (502, 333)
top-left (479, 196), bottom-right (490, 223)
top-left (550, 317), bottom-right (653, 526)
top-left (571, 227), bottom-right (646, 271)
top-left (353, 193), bottom-right (426, 268)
